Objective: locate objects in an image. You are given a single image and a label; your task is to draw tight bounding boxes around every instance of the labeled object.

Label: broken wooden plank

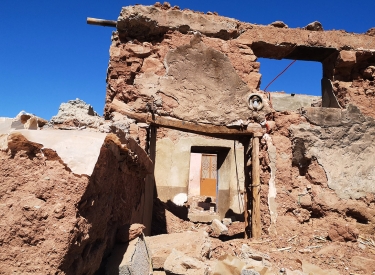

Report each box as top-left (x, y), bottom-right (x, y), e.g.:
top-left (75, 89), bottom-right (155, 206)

top-left (87, 17), bottom-right (116, 27)
top-left (274, 247), bottom-right (292, 252)
top-left (110, 99), bottom-right (263, 136)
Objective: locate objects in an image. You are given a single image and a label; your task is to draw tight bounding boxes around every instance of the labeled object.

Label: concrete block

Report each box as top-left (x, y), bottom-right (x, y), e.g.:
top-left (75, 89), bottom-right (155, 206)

top-left (211, 219), bottom-right (228, 235)
top-left (188, 212), bottom-right (220, 223)
top-left (336, 50), bottom-right (356, 67)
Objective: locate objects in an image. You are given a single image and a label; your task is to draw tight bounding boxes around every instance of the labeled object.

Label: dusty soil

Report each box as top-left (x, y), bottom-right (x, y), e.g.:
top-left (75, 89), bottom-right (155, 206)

top-left (0, 147), bottom-right (89, 274)
top-left (152, 199), bottom-right (375, 274)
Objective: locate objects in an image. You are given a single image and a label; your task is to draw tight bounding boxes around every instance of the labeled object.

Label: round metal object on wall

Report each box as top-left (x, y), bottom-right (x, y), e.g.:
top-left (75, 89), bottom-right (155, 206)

top-left (248, 94), bottom-right (264, 111)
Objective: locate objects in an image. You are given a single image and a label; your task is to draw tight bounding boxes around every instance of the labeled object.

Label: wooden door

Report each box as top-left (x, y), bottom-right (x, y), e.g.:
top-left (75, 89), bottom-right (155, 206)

top-left (200, 154), bottom-right (217, 197)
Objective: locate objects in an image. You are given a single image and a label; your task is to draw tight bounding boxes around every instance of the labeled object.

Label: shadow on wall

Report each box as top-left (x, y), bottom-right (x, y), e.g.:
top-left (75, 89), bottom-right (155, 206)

top-left (151, 198), bottom-right (168, 235)
top-left (59, 142), bottom-right (147, 275)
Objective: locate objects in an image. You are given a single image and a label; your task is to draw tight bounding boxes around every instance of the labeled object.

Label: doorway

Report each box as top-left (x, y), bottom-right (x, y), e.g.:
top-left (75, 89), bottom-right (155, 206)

top-left (188, 152), bottom-right (218, 213)
top-left (187, 146), bottom-right (231, 221)
top-left (200, 154), bottom-right (217, 197)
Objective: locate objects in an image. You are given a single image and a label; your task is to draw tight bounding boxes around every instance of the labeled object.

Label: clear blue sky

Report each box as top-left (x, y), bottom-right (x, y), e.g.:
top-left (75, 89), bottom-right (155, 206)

top-left (1, 0), bottom-right (374, 119)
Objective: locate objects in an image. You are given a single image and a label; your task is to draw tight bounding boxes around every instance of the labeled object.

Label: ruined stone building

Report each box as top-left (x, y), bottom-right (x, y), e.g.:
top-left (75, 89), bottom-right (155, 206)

top-left (106, 3), bottom-right (375, 225)
top-left (1, 3), bottom-right (375, 274)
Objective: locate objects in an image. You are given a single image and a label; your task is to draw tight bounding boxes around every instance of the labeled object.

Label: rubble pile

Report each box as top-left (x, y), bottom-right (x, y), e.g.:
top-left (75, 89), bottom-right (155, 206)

top-left (0, 102), bottom-right (153, 274)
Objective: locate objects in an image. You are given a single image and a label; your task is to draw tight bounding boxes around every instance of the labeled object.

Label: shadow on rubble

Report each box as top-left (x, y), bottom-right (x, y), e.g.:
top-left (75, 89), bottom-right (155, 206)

top-left (165, 200), bottom-right (188, 220)
top-left (225, 209), bottom-right (245, 223)
top-left (151, 197), bottom-right (189, 235)
top-left (218, 232), bottom-right (245, 241)
top-left (151, 197), bottom-right (168, 235)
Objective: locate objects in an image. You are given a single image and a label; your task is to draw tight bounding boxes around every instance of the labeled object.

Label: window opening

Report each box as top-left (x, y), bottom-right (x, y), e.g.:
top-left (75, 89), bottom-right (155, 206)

top-left (258, 58), bottom-right (322, 96)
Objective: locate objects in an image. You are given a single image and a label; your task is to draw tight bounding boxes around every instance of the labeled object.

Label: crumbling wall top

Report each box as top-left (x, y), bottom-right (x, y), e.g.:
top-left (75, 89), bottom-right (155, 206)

top-left (117, 4), bottom-right (241, 40)
top-left (117, 4), bottom-right (375, 62)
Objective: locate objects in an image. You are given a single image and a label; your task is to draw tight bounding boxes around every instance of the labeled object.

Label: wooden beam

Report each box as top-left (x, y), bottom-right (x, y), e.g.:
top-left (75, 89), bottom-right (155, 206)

top-left (251, 134), bottom-right (262, 238)
top-left (110, 99), bottom-right (263, 136)
top-left (243, 137), bottom-right (252, 239)
top-left (87, 17), bottom-right (116, 27)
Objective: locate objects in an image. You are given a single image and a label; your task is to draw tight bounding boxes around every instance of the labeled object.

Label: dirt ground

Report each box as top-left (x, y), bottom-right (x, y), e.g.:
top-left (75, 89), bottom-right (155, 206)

top-left (152, 198), bottom-right (375, 275)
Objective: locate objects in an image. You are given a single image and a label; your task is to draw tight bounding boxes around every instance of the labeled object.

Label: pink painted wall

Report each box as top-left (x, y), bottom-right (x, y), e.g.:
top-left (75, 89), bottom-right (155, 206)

top-left (188, 153), bottom-right (202, 196)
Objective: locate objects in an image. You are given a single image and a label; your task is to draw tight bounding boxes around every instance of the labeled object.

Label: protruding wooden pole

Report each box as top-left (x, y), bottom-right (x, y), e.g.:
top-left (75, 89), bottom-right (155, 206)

top-left (87, 17), bottom-right (116, 27)
top-left (251, 133), bottom-right (262, 239)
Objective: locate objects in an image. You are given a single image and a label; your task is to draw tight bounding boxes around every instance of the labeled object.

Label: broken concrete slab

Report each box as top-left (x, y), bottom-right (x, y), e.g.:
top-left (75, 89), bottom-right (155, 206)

top-left (211, 219), bottom-right (228, 236)
top-left (188, 212), bottom-right (221, 223)
top-left (13, 129), bottom-right (106, 176)
top-left (0, 110), bottom-right (109, 176)
top-left (145, 230), bottom-right (211, 269)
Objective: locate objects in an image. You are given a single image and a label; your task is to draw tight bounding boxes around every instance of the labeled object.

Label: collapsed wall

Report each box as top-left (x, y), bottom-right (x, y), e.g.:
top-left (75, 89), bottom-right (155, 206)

top-left (0, 110), bottom-right (153, 274)
top-left (105, 2), bottom-right (375, 245)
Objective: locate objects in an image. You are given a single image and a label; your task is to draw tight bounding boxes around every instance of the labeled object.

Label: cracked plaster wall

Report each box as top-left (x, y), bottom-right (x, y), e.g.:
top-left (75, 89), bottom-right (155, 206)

top-left (290, 106), bottom-right (375, 199)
